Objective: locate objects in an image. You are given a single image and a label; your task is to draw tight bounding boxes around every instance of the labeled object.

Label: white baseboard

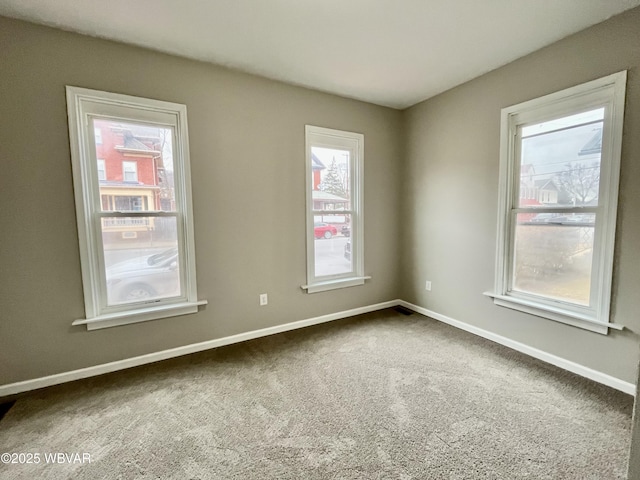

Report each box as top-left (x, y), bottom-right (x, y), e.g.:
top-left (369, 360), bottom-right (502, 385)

top-left (0, 300), bottom-right (401, 397)
top-left (2, 299), bottom-right (635, 398)
top-left (399, 300), bottom-right (636, 396)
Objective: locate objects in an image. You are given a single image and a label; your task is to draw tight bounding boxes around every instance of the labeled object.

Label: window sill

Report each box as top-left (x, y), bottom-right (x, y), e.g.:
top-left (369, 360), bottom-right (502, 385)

top-left (483, 292), bottom-right (623, 334)
top-left (302, 276), bottom-right (371, 294)
top-left (73, 300), bottom-right (208, 331)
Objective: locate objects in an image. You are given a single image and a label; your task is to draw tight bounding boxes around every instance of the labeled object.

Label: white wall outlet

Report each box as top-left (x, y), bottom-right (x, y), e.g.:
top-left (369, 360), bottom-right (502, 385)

top-left (425, 281), bottom-right (432, 291)
top-left (259, 293), bottom-right (268, 306)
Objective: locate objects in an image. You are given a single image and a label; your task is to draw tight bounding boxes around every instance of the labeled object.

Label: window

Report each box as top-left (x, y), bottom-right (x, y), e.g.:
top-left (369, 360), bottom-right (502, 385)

top-left (97, 159), bottom-right (106, 181)
top-left (302, 125), bottom-right (367, 293)
top-left (66, 86), bottom-right (204, 330)
top-left (122, 161), bottom-right (138, 183)
top-left (94, 127), bottom-right (102, 144)
top-left (487, 72), bottom-right (626, 333)
top-left (113, 195), bottom-right (145, 211)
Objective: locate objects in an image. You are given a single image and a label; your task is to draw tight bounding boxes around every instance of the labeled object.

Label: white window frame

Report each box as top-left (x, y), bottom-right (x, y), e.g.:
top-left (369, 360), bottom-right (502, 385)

top-left (302, 125), bottom-right (368, 293)
top-left (66, 86), bottom-right (205, 330)
top-left (122, 160), bottom-right (138, 183)
top-left (486, 71), bottom-right (627, 334)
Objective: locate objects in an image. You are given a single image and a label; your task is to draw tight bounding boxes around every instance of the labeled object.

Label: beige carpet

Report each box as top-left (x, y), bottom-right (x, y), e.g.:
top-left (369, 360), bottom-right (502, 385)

top-left (0, 309), bottom-right (633, 479)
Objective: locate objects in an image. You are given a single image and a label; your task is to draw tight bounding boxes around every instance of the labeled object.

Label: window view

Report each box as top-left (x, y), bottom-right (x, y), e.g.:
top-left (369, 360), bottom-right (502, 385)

top-left (67, 86), bottom-right (200, 329)
top-left (93, 119), bottom-right (180, 306)
top-left (305, 126), bottom-right (364, 293)
top-left (513, 109), bottom-right (603, 305)
top-left (491, 71), bottom-right (626, 332)
top-left (311, 147), bottom-right (352, 276)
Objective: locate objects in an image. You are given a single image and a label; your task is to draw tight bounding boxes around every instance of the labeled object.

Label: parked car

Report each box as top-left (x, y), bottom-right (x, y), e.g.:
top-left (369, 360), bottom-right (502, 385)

top-left (528, 213), bottom-right (594, 225)
top-left (564, 214), bottom-right (596, 225)
top-left (314, 222), bottom-right (338, 239)
top-left (530, 213), bottom-right (561, 223)
top-left (341, 225), bottom-right (351, 237)
top-left (530, 213), bottom-right (569, 224)
top-left (106, 248), bottom-right (180, 303)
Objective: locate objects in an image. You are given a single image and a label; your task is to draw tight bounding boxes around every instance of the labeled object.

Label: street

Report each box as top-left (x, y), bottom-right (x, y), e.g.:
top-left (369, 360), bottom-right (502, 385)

top-left (103, 246), bottom-right (170, 268)
top-left (315, 236), bottom-right (351, 276)
top-left (103, 236), bottom-right (351, 276)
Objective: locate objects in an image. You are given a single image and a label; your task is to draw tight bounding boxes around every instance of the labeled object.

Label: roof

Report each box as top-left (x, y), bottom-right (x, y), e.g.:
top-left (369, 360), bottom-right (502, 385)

top-left (311, 153), bottom-right (325, 171)
top-left (312, 190), bottom-right (348, 202)
top-left (123, 131), bottom-right (154, 152)
top-left (534, 179), bottom-right (559, 190)
top-left (579, 129), bottom-right (602, 156)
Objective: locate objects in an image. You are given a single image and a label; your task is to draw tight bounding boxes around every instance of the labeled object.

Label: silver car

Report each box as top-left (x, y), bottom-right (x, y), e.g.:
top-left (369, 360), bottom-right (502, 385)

top-left (106, 248), bottom-right (180, 304)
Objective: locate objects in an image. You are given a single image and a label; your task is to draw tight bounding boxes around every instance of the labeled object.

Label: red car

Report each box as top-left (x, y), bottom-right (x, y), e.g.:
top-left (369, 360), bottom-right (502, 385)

top-left (314, 222), bottom-right (338, 239)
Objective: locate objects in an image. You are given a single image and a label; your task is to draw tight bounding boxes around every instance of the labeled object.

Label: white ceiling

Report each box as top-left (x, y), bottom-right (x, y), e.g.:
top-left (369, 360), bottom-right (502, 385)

top-left (1, 0), bottom-right (638, 109)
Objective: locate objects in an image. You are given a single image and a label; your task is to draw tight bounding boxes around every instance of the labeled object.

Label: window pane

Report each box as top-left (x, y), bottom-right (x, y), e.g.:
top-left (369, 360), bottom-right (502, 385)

top-left (97, 159), bottom-right (106, 181)
top-left (314, 213), bottom-right (352, 277)
top-left (512, 213), bottom-right (596, 305)
top-left (518, 108), bottom-right (603, 208)
top-left (122, 161), bottom-right (138, 182)
top-left (311, 147), bottom-right (350, 211)
top-left (92, 118), bottom-right (176, 212)
top-left (102, 216), bottom-right (180, 305)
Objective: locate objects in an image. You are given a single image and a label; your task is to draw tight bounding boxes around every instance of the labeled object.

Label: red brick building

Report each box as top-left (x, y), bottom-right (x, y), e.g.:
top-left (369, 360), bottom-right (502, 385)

top-left (94, 119), bottom-right (173, 241)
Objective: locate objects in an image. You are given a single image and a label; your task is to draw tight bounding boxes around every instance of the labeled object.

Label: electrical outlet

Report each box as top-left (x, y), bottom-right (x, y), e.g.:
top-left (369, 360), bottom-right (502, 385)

top-left (259, 293), bottom-right (268, 306)
top-left (425, 281), bottom-right (432, 291)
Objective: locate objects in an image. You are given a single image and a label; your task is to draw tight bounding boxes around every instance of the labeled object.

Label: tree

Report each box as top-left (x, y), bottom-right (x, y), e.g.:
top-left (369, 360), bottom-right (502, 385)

top-left (556, 161), bottom-right (600, 205)
top-left (319, 158), bottom-right (347, 198)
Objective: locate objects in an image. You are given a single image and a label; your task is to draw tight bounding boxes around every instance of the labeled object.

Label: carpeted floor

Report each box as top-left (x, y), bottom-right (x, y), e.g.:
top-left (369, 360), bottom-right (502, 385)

top-left (0, 309), bottom-right (634, 479)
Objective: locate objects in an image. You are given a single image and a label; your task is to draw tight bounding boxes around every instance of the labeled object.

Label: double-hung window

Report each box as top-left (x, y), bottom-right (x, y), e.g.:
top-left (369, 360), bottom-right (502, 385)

top-left (96, 159), bottom-right (106, 181)
top-left (122, 161), bottom-right (138, 183)
top-left (488, 72), bottom-right (626, 333)
top-left (66, 86), bottom-right (204, 330)
top-left (303, 126), bottom-right (366, 293)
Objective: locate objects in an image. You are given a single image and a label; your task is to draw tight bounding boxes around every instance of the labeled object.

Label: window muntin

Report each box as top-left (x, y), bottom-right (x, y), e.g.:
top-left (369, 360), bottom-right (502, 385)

top-left (491, 72), bottom-right (626, 333)
top-left (66, 86), bottom-right (201, 329)
top-left (304, 126), bottom-right (364, 293)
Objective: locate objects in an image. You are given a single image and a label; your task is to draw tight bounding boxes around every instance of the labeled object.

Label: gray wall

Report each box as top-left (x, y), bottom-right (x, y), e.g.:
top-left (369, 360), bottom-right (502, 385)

top-left (402, 7), bottom-right (640, 383)
top-left (0, 17), bottom-right (402, 385)
top-left (2, 7), bottom-right (640, 389)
